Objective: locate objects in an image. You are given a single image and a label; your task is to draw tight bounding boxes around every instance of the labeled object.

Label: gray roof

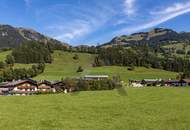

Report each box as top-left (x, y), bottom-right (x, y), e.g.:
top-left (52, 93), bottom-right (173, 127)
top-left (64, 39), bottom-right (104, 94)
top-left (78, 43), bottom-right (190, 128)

top-left (84, 75), bottom-right (109, 78)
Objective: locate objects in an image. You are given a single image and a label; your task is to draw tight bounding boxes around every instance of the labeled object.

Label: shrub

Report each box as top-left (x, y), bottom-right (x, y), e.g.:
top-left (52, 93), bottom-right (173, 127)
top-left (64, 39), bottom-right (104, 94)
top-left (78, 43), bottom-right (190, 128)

top-left (176, 49), bottom-right (186, 55)
top-left (77, 66), bottom-right (84, 72)
top-left (73, 54), bottom-right (79, 60)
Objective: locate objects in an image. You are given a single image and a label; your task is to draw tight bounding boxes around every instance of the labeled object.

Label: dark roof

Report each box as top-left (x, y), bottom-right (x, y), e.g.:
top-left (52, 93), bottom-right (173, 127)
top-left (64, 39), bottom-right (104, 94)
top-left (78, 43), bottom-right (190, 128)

top-left (182, 79), bottom-right (190, 83)
top-left (0, 79), bottom-right (37, 88)
top-left (164, 80), bottom-right (180, 83)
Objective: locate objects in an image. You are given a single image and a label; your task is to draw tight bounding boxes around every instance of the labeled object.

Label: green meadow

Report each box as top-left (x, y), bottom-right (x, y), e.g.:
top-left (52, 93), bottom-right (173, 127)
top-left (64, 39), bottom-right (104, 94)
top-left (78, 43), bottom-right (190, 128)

top-left (0, 87), bottom-right (190, 130)
top-left (0, 50), bottom-right (187, 130)
top-left (35, 51), bottom-right (177, 82)
top-left (0, 50), bottom-right (177, 82)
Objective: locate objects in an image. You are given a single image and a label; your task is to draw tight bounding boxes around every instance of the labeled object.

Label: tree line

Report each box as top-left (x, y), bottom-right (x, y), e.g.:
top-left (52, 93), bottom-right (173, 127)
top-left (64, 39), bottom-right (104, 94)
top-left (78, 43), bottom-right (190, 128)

top-left (0, 63), bottom-right (45, 82)
top-left (94, 44), bottom-right (190, 73)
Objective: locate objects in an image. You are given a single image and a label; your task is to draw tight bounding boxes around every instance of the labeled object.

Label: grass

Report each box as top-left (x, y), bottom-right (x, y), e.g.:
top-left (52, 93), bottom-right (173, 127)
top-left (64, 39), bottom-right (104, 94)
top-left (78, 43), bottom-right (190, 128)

top-left (35, 51), bottom-right (177, 81)
top-left (0, 50), bottom-right (177, 82)
top-left (0, 50), bottom-right (11, 61)
top-left (35, 51), bottom-right (177, 82)
top-left (0, 87), bottom-right (190, 130)
top-left (34, 51), bottom-right (96, 80)
top-left (0, 51), bottom-right (187, 130)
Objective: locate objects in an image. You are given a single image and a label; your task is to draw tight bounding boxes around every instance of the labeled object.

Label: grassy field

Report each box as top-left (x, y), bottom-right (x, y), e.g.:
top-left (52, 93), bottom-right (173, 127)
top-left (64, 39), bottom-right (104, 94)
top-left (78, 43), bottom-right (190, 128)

top-left (0, 51), bottom-right (188, 130)
top-left (34, 51), bottom-right (177, 82)
top-left (0, 87), bottom-right (190, 130)
top-left (0, 50), bottom-right (11, 61)
top-left (0, 50), bottom-right (177, 82)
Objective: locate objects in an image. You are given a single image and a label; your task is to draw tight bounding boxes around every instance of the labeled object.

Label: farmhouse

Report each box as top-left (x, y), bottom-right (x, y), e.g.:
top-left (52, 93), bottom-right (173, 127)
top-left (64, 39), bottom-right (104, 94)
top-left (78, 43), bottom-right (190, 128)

top-left (0, 79), bottom-right (57, 95)
top-left (37, 80), bottom-right (56, 93)
top-left (129, 78), bottom-right (190, 87)
top-left (141, 79), bottom-right (163, 86)
top-left (164, 80), bottom-right (181, 86)
top-left (129, 80), bottom-right (143, 87)
top-left (0, 79), bottom-right (38, 95)
top-left (84, 75), bottom-right (109, 80)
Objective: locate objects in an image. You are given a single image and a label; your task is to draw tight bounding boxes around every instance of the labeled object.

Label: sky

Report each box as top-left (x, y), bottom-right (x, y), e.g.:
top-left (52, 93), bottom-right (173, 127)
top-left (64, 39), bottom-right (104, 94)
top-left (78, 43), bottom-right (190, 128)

top-left (0, 0), bottom-right (190, 45)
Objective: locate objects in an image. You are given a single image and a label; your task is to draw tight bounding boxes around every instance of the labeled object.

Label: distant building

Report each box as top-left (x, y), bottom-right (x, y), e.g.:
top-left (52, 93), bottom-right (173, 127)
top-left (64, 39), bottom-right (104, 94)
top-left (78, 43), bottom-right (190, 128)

top-left (129, 79), bottom-right (143, 87)
top-left (142, 79), bottom-right (162, 86)
top-left (84, 75), bottom-right (109, 80)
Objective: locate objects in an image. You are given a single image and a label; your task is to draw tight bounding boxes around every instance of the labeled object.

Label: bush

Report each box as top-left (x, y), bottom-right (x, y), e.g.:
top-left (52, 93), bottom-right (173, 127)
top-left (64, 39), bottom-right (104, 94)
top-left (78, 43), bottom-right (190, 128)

top-left (0, 61), bottom-right (6, 69)
top-left (77, 66), bottom-right (84, 72)
top-left (176, 49), bottom-right (186, 55)
top-left (5, 55), bottom-right (15, 66)
top-left (73, 54), bottom-right (79, 60)
top-left (128, 65), bottom-right (135, 71)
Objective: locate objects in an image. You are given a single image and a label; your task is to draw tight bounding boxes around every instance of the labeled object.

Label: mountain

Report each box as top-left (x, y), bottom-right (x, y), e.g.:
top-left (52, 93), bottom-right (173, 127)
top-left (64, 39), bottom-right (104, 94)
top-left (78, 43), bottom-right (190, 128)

top-left (0, 24), bottom-right (69, 48)
top-left (102, 28), bottom-right (190, 47)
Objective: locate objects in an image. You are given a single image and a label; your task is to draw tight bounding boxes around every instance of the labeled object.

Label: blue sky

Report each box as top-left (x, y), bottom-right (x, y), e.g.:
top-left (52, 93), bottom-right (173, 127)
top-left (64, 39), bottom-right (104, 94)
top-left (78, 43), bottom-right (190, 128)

top-left (0, 0), bottom-right (190, 45)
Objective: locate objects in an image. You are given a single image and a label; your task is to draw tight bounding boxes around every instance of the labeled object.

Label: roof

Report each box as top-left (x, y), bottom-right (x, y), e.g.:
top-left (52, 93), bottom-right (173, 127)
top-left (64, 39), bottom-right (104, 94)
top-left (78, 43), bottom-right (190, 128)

top-left (142, 79), bottom-right (162, 82)
top-left (0, 79), bottom-right (37, 88)
top-left (182, 79), bottom-right (190, 83)
top-left (164, 80), bottom-right (180, 83)
top-left (84, 75), bottom-right (109, 78)
top-left (37, 80), bottom-right (52, 86)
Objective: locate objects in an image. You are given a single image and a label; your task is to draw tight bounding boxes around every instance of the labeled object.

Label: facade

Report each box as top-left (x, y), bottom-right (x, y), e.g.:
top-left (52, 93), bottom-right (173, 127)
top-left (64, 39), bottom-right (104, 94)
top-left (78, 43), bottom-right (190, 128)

top-left (84, 75), bottom-right (109, 80)
top-left (37, 80), bottom-right (56, 93)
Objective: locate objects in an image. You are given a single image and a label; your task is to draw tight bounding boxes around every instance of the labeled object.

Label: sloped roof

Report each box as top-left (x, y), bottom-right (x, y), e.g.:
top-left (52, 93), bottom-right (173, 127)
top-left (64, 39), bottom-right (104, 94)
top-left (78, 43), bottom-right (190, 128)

top-left (182, 79), bottom-right (190, 83)
top-left (84, 75), bottom-right (109, 78)
top-left (0, 79), bottom-right (37, 88)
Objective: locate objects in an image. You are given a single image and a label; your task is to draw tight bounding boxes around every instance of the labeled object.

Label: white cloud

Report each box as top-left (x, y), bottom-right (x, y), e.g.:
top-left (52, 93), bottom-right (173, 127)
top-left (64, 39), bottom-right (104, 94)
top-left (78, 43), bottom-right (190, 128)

top-left (118, 1), bottom-right (190, 34)
top-left (124, 0), bottom-right (136, 16)
top-left (52, 21), bottom-right (90, 42)
top-left (43, 3), bottom-right (116, 43)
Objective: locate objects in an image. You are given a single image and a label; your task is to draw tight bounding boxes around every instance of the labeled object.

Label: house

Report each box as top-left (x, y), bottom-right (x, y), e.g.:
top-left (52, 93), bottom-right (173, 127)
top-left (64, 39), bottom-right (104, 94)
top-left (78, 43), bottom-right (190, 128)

top-left (0, 79), bottom-right (57, 95)
top-left (0, 79), bottom-right (39, 95)
top-left (37, 80), bottom-right (56, 93)
top-left (51, 80), bottom-right (65, 92)
top-left (164, 80), bottom-right (181, 86)
top-left (129, 80), bottom-right (143, 87)
top-left (84, 75), bottom-right (109, 80)
top-left (141, 79), bottom-right (163, 86)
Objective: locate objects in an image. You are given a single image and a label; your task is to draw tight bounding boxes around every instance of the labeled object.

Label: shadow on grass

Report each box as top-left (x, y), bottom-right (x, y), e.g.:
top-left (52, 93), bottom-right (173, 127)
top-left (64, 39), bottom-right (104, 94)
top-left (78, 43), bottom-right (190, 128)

top-left (116, 87), bottom-right (128, 96)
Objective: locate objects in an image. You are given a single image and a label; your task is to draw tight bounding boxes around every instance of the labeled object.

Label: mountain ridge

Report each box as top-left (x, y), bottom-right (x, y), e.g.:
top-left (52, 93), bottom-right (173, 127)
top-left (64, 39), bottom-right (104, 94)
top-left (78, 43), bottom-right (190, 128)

top-left (0, 24), bottom-right (69, 48)
top-left (102, 28), bottom-right (190, 47)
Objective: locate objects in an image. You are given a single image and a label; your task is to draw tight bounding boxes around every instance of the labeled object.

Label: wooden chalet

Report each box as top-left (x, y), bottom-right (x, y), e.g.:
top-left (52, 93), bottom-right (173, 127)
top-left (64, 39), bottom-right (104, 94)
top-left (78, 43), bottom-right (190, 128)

top-left (141, 79), bottom-right (163, 86)
top-left (37, 80), bottom-right (56, 93)
top-left (0, 79), bottom-right (38, 95)
top-left (0, 79), bottom-right (57, 95)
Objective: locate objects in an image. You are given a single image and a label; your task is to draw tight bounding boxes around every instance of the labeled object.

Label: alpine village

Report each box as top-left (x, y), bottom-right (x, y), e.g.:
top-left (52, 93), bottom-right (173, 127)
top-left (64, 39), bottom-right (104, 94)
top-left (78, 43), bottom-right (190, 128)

top-left (0, 26), bottom-right (190, 96)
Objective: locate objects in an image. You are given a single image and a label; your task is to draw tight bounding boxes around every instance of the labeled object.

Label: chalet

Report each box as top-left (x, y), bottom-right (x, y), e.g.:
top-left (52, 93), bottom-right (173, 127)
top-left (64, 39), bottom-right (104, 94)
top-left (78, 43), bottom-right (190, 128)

top-left (37, 80), bottom-right (56, 93)
top-left (0, 79), bottom-right (58, 95)
top-left (129, 79), bottom-right (143, 87)
top-left (0, 79), bottom-right (38, 95)
top-left (51, 81), bottom-right (65, 92)
top-left (84, 75), bottom-right (109, 80)
top-left (164, 80), bottom-right (181, 86)
top-left (141, 79), bottom-right (162, 86)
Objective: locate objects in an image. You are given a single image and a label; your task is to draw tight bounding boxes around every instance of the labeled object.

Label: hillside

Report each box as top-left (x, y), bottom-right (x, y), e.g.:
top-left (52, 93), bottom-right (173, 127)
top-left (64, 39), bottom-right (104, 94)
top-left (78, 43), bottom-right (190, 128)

top-left (0, 50), bottom-right (177, 82)
top-left (34, 51), bottom-right (177, 82)
top-left (102, 28), bottom-right (190, 47)
top-left (0, 24), bottom-right (69, 48)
